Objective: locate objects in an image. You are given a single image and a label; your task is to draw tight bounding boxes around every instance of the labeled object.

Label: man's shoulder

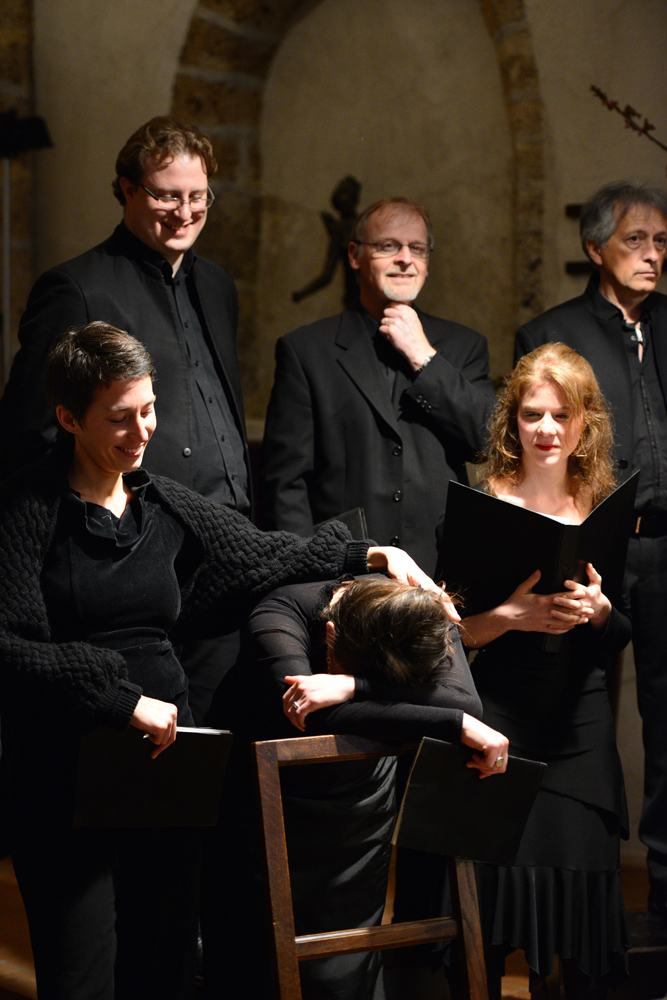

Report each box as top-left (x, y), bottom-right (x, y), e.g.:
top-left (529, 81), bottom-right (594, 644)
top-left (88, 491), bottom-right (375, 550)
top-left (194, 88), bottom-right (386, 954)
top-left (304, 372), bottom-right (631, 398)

top-left (277, 312), bottom-right (349, 359)
top-left (517, 289), bottom-right (593, 338)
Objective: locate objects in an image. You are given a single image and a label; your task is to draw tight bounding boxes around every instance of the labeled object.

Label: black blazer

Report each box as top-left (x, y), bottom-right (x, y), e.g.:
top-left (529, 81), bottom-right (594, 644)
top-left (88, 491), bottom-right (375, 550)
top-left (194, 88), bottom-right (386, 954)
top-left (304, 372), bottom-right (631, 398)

top-left (515, 276), bottom-right (667, 487)
top-left (0, 224), bottom-right (249, 492)
top-left (260, 307), bottom-right (496, 575)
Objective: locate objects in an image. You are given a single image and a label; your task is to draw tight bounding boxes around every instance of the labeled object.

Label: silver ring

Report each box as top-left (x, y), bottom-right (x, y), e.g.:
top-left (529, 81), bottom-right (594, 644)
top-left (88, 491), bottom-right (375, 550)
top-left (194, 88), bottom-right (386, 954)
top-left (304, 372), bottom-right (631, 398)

top-left (495, 756), bottom-right (504, 768)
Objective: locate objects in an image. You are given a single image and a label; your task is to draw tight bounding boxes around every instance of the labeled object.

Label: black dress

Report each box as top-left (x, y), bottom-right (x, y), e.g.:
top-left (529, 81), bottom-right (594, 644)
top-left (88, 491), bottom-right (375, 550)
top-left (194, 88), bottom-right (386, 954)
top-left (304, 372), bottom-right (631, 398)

top-left (467, 590), bottom-right (631, 988)
top-left (223, 578), bottom-right (483, 1000)
top-left (203, 577), bottom-right (483, 1000)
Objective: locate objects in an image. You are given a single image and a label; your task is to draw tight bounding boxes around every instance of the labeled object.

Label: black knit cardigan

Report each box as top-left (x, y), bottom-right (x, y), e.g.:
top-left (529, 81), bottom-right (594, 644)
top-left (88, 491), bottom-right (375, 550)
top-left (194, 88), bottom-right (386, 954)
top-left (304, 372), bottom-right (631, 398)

top-left (0, 455), bottom-right (369, 734)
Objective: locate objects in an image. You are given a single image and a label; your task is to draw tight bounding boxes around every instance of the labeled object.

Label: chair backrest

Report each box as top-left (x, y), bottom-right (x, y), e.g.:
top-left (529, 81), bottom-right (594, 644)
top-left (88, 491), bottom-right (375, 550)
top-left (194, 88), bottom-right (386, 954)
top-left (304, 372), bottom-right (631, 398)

top-left (253, 733), bottom-right (489, 1000)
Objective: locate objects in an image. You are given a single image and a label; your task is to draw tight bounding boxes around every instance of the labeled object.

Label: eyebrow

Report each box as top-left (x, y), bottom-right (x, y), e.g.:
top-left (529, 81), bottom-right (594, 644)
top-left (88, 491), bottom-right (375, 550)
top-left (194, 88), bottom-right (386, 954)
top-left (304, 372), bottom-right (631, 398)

top-left (108, 397), bottom-right (156, 411)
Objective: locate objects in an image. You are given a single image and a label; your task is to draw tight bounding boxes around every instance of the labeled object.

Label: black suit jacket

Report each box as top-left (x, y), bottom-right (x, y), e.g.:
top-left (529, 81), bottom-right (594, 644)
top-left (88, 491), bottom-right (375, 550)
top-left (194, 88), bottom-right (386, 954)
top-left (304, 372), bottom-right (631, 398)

top-left (515, 276), bottom-right (667, 502)
top-left (260, 307), bottom-right (496, 575)
top-left (0, 223), bottom-right (249, 493)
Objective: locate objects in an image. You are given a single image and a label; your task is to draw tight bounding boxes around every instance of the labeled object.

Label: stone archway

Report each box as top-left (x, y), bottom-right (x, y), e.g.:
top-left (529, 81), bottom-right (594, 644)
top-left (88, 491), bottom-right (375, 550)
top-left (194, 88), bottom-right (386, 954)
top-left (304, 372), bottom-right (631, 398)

top-left (171, 0), bottom-right (544, 414)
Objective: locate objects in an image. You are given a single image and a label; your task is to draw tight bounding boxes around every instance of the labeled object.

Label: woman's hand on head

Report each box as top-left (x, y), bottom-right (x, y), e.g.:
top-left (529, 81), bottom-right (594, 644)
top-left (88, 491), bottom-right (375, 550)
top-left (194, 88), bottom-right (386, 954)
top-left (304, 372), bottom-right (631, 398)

top-left (559, 563), bottom-right (610, 630)
top-left (460, 714), bottom-right (509, 778)
top-left (283, 674), bottom-right (356, 731)
top-left (130, 695), bottom-right (178, 759)
top-left (366, 546), bottom-right (460, 622)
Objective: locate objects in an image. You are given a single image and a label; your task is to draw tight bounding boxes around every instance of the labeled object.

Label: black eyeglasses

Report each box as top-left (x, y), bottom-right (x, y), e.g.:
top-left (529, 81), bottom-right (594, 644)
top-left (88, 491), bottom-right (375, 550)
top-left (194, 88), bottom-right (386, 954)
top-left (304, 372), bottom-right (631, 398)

top-left (139, 183), bottom-right (215, 210)
top-left (353, 238), bottom-right (431, 259)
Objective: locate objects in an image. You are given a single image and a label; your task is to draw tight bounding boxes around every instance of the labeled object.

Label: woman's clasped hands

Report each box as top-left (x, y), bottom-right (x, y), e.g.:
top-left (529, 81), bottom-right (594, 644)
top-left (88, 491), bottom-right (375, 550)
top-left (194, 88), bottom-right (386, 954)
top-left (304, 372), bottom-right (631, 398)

top-left (503, 562), bottom-right (610, 635)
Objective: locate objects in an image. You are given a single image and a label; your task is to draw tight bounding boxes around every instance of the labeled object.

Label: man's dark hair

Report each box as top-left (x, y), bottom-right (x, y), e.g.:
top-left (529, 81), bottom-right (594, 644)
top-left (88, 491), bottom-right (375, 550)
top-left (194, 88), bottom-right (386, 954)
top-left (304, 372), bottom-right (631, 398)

top-left (112, 116), bottom-right (217, 206)
top-left (580, 180), bottom-right (667, 259)
top-left (350, 196), bottom-right (434, 252)
top-left (45, 322), bottom-right (156, 422)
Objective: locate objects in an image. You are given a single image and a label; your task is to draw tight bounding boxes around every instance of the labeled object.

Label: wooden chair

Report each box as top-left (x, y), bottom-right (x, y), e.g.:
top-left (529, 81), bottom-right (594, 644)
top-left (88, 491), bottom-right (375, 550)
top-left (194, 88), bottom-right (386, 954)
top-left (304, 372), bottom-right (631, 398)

top-left (254, 733), bottom-right (489, 1000)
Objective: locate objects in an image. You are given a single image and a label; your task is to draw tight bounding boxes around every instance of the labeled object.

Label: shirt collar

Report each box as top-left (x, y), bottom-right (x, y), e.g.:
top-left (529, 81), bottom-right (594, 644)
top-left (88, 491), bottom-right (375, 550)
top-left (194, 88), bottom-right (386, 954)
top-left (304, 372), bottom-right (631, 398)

top-left (585, 270), bottom-right (657, 324)
top-left (113, 222), bottom-right (196, 281)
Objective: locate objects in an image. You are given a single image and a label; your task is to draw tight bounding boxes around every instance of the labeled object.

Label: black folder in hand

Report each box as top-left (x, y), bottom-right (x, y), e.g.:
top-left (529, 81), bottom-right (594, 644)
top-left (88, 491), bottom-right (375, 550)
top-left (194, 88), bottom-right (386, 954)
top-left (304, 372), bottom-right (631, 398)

top-left (73, 726), bottom-right (232, 828)
top-left (393, 739), bottom-right (546, 865)
top-left (438, 475), bottom-right (638, 633)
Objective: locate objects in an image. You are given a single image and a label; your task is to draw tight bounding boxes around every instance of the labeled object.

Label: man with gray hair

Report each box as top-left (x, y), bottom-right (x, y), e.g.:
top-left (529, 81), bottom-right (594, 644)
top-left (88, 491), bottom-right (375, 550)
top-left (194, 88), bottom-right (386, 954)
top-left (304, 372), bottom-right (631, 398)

top-left (260, 196), bottom-right (497, 576)
top-left (515, 180), bottom-right (667, 925)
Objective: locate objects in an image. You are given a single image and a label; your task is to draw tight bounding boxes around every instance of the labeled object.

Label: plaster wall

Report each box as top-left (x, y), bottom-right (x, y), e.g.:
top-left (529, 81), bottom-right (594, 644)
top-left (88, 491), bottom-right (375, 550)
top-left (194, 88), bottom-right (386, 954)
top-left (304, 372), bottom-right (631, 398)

top-left (525, 0), bottom-right (667, 311)
top-left (32, 0), bottom-right (197, 274)
top-left (256, 0), bottom-right (515, 395)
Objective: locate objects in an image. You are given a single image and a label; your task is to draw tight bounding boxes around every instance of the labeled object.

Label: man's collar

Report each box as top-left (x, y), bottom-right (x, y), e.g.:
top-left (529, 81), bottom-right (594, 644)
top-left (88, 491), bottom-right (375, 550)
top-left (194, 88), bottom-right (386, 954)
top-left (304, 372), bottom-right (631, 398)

top-left (112, 222), bottom-right (196, 278)
top-left (585, 270), bottom-right (658, 322)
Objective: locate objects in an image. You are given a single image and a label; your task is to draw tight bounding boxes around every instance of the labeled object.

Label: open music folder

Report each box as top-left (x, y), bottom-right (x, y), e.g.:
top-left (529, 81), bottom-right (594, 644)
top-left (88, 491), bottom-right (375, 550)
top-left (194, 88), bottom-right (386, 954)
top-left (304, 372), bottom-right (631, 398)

top-left (437, 474), bottom-right (638, 650)
top-left (394, 739), bottom-right (547, 866)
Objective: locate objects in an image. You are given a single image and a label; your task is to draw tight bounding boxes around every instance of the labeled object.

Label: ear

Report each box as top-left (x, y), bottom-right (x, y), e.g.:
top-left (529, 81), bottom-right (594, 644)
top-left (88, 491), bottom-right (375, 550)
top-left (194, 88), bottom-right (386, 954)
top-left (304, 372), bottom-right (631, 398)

top-left (325, 620), bottom-right (336, 647)
top-left (55, 404), bottom-right (80, 435)
top-left (585, 239), bottom-right (603, 267)
top-left (119, 176), bottom-right (138, 202)
top-left (348, 242), bottom-right (361, 271)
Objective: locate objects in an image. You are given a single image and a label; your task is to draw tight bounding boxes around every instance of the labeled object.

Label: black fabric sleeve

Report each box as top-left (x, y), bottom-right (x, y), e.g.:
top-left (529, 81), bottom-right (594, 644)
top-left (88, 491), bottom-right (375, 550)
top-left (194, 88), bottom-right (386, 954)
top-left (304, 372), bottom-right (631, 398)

top-left (246, 587), bottom-right (482, 745)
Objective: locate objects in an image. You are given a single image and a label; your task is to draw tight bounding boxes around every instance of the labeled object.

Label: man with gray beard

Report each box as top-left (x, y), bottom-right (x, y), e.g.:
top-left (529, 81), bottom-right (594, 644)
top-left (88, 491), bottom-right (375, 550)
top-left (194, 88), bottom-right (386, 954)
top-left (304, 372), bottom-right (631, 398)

top-left (260, 196), bottom-right (496, 576)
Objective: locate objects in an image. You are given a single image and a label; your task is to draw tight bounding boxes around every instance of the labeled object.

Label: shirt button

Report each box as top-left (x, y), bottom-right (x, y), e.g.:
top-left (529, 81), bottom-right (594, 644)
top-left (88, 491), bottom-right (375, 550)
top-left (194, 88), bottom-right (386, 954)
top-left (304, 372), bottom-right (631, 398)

top-left (618, 459), bottom-right (628, 469)
top-left (208, 396), bottom-right (213, 403)
top-left (220, 433), bottom-right (226, 441)
top-left (390, 536), bottom-right (400, 546)
top-left (392, 445), bottom-right (402, 456)
top-left (393, 491), bottom-right (402, 502)
top-left (183, 447), bottom-right (192, 457)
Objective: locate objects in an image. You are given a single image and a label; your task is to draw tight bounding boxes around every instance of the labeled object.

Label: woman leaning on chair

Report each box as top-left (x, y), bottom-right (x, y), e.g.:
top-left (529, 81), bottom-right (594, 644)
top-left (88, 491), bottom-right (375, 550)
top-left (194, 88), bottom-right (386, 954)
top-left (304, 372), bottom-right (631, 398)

top-left (447, 343), bottom-right (631, 999)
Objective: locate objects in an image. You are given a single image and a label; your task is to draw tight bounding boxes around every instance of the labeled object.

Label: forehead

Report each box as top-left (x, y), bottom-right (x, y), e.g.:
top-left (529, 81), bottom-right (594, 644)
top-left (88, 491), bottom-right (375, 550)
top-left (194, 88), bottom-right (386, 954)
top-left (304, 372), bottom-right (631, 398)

top-left (141, 152), bottom-right (208, 187)
top-left (614, 203), bottom-right (667, 234)
top-left (91, 376), bottom-right (155, 411)
top-left (520, 380), bottom-right (570, 408)
top-left (364, 207), bottom-right (428, 241)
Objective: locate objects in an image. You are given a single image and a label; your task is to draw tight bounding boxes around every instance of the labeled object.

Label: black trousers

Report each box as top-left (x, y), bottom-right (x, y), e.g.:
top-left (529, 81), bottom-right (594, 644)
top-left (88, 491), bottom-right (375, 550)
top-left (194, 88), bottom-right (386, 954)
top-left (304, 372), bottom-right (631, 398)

top-left (626, 534), bottom-right (667, 902)
top-left (11, 823), bottom-right (201, 1000)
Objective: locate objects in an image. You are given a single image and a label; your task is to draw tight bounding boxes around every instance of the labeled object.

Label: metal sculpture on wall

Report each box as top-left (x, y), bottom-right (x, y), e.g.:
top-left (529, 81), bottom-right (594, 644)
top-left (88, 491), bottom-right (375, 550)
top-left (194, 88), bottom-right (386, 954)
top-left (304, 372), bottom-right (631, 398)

top-left (292, 175), bottom-right (362, 310)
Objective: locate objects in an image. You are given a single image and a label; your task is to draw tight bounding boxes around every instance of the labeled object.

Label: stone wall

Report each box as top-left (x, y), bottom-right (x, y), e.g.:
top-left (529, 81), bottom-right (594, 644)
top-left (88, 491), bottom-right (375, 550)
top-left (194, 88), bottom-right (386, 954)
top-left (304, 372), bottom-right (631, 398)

top-left (0, 0), bottom-right (35, 385)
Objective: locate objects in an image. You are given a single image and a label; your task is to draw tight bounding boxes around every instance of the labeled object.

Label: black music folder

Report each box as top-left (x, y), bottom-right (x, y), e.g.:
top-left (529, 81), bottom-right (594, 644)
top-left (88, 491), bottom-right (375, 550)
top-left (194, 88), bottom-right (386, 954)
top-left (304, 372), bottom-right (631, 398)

top-left (74, 726), bottom-right (232, 828)
top-left (438, 475), bottom-right (638, 649)
top-left (393, 739), bottom-right (547, 865)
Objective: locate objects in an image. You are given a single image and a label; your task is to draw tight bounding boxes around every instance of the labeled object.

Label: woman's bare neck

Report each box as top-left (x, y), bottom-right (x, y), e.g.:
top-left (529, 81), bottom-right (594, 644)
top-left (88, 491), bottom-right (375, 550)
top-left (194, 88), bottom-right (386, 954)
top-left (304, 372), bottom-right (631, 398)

top-left (487, 470), bottom-right (590, 524)
top-left (67, 460), bottom-right (130, 519)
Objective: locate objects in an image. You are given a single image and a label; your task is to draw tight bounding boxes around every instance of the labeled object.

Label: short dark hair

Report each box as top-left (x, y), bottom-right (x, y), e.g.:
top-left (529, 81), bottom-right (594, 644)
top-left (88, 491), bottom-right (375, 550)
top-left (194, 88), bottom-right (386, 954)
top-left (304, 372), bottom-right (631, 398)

top-left (45, 322), bottom-right (156, 422)
top-left (580, 181), bottom-right (667, 259)
top-left (324, 577), bottom-right (454, 686)
top-left (112, 116), bottom-right (217, 206)
top-left (350, 196), bottom-right (434, 252)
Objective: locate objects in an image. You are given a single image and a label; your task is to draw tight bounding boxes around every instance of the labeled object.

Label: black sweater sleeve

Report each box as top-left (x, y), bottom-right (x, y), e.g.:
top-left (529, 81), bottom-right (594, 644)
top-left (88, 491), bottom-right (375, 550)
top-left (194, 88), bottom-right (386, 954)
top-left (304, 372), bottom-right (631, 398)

top-left (246, 583), bottom-right (482, 744)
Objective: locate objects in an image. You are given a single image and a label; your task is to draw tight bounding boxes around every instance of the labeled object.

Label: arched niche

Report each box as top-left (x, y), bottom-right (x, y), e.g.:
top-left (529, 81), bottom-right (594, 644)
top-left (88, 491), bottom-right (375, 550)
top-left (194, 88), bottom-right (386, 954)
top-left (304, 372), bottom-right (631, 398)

top-left (171, 0), bottom-right (544, 417)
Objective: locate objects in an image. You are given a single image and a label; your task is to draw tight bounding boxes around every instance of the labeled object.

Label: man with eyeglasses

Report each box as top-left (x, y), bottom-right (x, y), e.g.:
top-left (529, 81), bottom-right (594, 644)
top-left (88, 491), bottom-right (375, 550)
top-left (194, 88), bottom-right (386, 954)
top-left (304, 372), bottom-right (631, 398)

top-left (260, 196), bottom-right (497, 575)
top-left (515, 180), bottom-right (667, 928)
top-left (0, 116), bottom-right (249, 723)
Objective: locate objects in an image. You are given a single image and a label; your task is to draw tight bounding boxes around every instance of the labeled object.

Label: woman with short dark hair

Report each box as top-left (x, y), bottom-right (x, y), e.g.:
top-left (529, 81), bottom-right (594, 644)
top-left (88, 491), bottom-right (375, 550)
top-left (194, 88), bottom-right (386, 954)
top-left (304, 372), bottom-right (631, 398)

top-left (0, 321), bottom-right (437, 1000)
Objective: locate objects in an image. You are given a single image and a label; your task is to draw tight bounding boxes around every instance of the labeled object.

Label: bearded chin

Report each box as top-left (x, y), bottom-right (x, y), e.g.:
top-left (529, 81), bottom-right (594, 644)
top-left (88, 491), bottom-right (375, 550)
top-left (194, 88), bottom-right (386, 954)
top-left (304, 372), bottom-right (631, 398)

top-left (381, 280), bottom-right (419, 304)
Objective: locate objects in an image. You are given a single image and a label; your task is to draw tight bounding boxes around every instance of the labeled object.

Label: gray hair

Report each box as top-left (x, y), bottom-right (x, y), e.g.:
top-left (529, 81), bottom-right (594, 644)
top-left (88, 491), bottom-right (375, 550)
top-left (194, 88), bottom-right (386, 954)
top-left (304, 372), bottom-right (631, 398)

top-left (580, 181), bottom-right (667, 259)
